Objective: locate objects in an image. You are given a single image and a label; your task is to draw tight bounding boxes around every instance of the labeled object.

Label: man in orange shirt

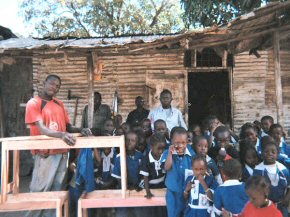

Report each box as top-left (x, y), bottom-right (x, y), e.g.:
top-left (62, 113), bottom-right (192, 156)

top-left (25, 74), bottom-right (91, 217)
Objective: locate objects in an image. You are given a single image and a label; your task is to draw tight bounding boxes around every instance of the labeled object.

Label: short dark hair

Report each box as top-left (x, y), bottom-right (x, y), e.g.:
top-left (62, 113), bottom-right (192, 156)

top-left (240, 122), bottom-right (258, 140)
top-left (154, 119), bottom-right (167, 129)
top-left (261, 136), bottom-right (278, 152)
top-left (171, 127), bottom-right (187, 140)
top-left (45, 74), bottom-right (61, 83)
top-left (192, 136), bottom-right (208, 152)
top-left (192, 154), bottom-right (207, 167)
top-left (245, 175), bottom-right (270, 195)
top-left (222, 159), bottom-right (242, 179)
top-left (135, 96), bottom-right (143, 101)
top-left (94, 91), bottom-right (102, 100)
top-left (213, 126), bottom-right (230, 138)
top-left (160, 89), bottom-right (172, 97)
top-left (239, 140), bottom-right (259, 166)
top-left (151, 132), bottom-right (166, 146)
top-left (269, 123), bottom-right (283, 135)
top-left (261, 115), bottom-right (274, 123)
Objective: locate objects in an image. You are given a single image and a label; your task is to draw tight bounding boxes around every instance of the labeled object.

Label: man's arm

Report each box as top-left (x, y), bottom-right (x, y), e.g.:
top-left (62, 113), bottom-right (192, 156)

top-left (66, 123), bottom-right (92, 137)
top-left (35, 120), bottom-right (76, 146)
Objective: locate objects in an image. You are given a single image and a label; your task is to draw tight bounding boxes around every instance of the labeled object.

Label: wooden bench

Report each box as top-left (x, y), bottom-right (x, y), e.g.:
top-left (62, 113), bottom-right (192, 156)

top-left (0, 135), bottom-right (126, 217)
top-left (78, 189), bottom-right (167, 217)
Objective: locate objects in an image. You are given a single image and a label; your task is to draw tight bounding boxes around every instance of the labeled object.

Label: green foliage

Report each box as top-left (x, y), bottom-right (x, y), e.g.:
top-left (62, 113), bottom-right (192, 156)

top-left (19, 0), bottom-right (184, 38)
top-left (180, 0), bottom-right (283, 28)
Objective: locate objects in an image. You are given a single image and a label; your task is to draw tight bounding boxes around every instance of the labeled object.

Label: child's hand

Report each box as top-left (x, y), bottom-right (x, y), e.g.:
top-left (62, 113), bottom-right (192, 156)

top-left (145, 191), bottom-right (154, 199)
top-left (169, 145), bottom-right (176, 155)
top-left (80, 192), bottom-right (87, 199)
top-left (185, 181), bottom-right (192, 193)
top-left (221, 208), bottom-right (232, 217)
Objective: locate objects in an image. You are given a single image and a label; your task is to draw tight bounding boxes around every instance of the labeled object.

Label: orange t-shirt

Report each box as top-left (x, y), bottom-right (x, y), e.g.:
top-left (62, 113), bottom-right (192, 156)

top-left (239, 201), bottom-right (282, 217)
top-left (25, 96), bottom-right (70, 155)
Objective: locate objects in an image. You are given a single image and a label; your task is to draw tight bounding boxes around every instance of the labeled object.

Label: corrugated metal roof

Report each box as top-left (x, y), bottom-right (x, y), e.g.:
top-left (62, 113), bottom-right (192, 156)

top-left (0, 34), bottom-right (181, 52)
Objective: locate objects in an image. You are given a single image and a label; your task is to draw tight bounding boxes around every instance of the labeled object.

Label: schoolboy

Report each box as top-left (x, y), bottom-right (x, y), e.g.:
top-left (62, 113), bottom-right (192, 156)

top-left (162, 127), bottom-right (192, 217)
top-left (213, 159), bottom-right (248, 216)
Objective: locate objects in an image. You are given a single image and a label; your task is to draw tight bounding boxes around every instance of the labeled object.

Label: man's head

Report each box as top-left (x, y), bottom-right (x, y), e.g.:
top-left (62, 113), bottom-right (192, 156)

top-left (160, 89), bottom-right (172, 109)
top-left (135, 96), bottom-right (145, 109)
top-left (94, 92), bottom-right (102, 109)
top-left (43, 74), bottom-right (61, 97)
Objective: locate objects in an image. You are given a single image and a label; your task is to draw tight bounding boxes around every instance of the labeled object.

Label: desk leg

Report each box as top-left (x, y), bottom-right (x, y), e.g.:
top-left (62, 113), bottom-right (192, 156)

top-left (13, 150), bottom-right (20, 194)
top-left (78, 199), bottom-right (83, 217)
top-left (64, 198), bottom-right (69, 217)
top-left (1, 142), bottom-right (7, 203)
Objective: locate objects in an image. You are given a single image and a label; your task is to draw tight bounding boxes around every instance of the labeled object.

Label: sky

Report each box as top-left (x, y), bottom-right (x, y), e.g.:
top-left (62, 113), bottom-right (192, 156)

top-left (0, 0), bottom-right (33, 37)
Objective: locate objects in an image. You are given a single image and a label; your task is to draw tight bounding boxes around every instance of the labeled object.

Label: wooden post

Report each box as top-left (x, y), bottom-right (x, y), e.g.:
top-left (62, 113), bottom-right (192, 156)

top-left (12, 150), bottom-right (20, 194)
top-left (87, 53), bottom-right (94, 128)
top-left (273, 31), bottom-right (284, 125)
top-left (0, 90), bottom-right (4, 137)
top-left (1, 142), bottom-right (7, 203)
top-left (119, 135), bottom-right (127, 199)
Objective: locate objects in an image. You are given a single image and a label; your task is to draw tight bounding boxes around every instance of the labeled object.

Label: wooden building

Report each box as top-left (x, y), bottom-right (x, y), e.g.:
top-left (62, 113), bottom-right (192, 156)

top-left (0, 2), bottom-right (290, 139)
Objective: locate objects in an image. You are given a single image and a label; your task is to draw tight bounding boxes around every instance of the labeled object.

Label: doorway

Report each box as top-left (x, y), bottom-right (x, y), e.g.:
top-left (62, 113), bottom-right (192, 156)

top-left (188, 71), bottom-right (232, 128)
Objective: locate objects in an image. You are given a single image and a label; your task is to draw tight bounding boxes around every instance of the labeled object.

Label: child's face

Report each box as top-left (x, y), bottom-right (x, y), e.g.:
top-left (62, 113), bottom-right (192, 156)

top-left (151, 142), bottom-right (165, 159)
top-left (246, 188), bottom-right (267, 208)
top-left (121, 123), bottom-right (130, 134)
top-left (172, 133), bottom-right (187, 155)
top-left (103, 148), bottom-right (112, 156)
top-left (103, 120), bottom-right (115, 135)
top-left (245, 149), bottom-right (259, 168)
top-left (262, 144), bottom-right (278, 165)
top-left (271, 127), bottom-right (283, 144)
top-left (193, 126), bottom-right (202, 136)
top-left (245, 128), bottom-right (257, 142)
top-left (125, 133), bottom-right (137, 152)
top-left (155, 123), bottom-right (168, 137)
top-left (136, 137), bottom-right (147, 153)
top-left (215, 131), bottom-right (230, 148)
top-left (195, 139), bottom-right (208, 157)
top-left (142, 121), bottom-right (152, 137)
top-left (115, 127), bottom-right (124, 136)
top-left (187, 131), bottom-right (194, 144)
top-left (193, 160), bottom-right (207, 177)
top-left (261, 119), bottom-right (272, 132)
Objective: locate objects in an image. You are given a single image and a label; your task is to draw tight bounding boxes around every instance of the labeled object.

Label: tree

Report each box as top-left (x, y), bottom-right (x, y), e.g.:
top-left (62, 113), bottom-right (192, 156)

top-left (19, 0), bottom-right (184, 38)
top-left (180, 0), bottom-right (285, 29)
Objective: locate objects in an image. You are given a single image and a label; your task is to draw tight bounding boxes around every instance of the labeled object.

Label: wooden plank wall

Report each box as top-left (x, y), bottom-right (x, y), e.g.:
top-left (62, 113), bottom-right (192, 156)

top-left (281, 50), bottom-right (290, 135)
top-left (233, 51), bottom-right (277, 133)
top-left (32, 49), bottom-right (186, 127)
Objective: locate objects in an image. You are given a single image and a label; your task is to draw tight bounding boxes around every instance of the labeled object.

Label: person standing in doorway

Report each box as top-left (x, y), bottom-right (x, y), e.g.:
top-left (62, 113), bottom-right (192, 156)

top-left (25, 74), bottom-right (91, 217)
top-left (126, 96), bottom-right (149, 127)
top-left (81, 91), bottom-right (111, 129)
top-left (148, 89), bottom-right (187, 133)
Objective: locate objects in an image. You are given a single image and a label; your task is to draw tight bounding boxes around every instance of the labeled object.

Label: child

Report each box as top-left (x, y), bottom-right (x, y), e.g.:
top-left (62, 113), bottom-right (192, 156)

top-left (192, 124), bottom-right (202, 137)
top-left (184, 155), bottom-right (218, 217)
top-left (240, 122), bottom-right (261, 154)
top-left (102, 118), bottom-right (115, 136)
top-left (269, 124), bottom-right (290, 159)
top-left (253, 140), bottom-right (290, 217)
top-left (141, 118), bottom-right (153, 139)
top-left (239, 141), bottom-right (259, 182)
top-left (135, 129), bottom-right (148, 156)
top-left (154, 119), bottom-right (170, 142)
top-left (192, 136), bottom-right (223, 185)
top-left (112, 131), bottom-right (143, 189)
top-left (161, 127), bottom-right (192, 217)
top-left (140, 132), bottom-right (166, 198)
top-left (222, 176), bottom-right (282, 217)
top-left (260, 115), bottom-right (274, 137)
top-left (213, 159), bottom-right (248, 216)
top-left (120, 122), bottom-right (130, 134)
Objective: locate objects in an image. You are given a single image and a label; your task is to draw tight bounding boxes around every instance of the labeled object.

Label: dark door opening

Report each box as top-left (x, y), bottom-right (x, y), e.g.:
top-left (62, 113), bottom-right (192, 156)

top-left (188, 71), bottom-right (231, 128)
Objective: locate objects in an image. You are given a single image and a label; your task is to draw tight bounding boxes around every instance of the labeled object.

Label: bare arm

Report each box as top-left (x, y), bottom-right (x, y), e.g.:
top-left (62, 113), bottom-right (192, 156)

top-left (144, 176), bottom-right (153, 199)
top-left (35, 120), bottom-right (76, 146)
top-left (164, 146), bottom-right (175, 171)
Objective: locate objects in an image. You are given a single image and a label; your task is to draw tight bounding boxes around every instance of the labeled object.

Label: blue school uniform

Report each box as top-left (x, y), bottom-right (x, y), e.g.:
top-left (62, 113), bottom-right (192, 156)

top-left (241, 164), bottom-right (254, 182)
top-left (184, 175), bottom-right (218, 217)
top-left (206, 155), bottom-right (223, 185)
top-left (112, 150), bottom-right (143, 188)
top-left (253, 161), bottom-right (290, 217)
top-left (278, 141), bottom-right (290, 167)
top-left (161, 148), bottom-right (193, 217)
top-left (213, 180), bottom-right (248, 216)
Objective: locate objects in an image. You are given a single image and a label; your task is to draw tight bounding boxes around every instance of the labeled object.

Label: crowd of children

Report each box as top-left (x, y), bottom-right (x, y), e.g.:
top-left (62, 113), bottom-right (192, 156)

top-left (69, 113), bottom-right (290, 217)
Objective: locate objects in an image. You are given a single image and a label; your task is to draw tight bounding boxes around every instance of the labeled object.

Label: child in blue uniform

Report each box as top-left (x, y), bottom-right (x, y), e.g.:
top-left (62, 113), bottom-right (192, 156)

top-left (140, 132), bottom-right (166, 198)
top-left (192, 135), bottom-right (222, 185)
top-left (239, 141), bottom-right (259, 182)
top-left (269, 124), bottom-right (290, 166)
top-left (261, 115), bottom-right (274, 137)
top-left (253, 140), bottom-right (290, 217)
top-left (162, 127), bottom-right (192, 217)
top-left (184, 155), bottom-right (218, 217)
top-left (213, 159), bottom-right (248, 216)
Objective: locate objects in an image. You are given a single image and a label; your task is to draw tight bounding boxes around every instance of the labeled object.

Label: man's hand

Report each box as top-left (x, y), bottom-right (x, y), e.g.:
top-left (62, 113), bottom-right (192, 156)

top-left (62, 133), bottom-right (76, 146)
top-left (80, 128), bottom-right (93, 137)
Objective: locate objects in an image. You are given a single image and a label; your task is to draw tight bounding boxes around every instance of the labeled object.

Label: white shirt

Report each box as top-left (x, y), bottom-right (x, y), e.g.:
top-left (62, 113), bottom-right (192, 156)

top-left (148, 106), bottom-right (187, 132)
